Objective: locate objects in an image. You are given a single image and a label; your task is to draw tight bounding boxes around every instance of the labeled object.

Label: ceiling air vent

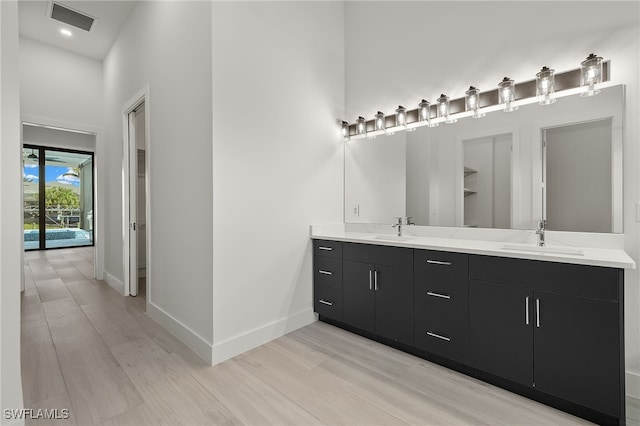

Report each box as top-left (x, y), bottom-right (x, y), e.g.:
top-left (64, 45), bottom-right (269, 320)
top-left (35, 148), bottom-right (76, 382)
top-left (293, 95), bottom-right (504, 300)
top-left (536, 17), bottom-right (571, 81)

top-left (49, 2), bottom-right (95, 32)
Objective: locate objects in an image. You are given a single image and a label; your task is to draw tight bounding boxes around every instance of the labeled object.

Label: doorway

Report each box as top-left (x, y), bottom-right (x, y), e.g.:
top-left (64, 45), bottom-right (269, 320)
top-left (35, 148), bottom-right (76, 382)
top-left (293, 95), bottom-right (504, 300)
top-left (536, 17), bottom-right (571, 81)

top-left (123, 92), bottom-right (148, 298)
top-left (23, 145), bottom-right (95, 250)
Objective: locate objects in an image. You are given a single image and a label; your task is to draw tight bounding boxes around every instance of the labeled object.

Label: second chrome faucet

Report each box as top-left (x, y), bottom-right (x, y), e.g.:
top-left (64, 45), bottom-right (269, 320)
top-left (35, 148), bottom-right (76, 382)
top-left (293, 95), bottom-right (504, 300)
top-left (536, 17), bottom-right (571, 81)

top-left (392, 216), bottom-right (414, 237)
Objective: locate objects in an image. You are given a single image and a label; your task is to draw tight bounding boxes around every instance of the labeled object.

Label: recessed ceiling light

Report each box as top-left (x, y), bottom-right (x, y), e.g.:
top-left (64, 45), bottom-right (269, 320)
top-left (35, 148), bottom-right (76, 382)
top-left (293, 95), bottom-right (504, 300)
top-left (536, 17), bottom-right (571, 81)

top-left (60, 28), bottom-right (72, 37)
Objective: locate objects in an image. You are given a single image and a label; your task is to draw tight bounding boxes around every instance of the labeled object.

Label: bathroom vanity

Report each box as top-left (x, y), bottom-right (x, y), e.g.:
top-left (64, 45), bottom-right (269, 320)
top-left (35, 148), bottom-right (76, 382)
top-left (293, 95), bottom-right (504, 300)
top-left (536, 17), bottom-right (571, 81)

top-left (311, 226), bottom-right (634, 426)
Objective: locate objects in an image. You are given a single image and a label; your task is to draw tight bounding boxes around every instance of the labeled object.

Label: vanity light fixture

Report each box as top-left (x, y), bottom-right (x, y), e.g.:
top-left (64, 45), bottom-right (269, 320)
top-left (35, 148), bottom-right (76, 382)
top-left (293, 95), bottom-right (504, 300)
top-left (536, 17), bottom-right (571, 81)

top-left (536, 66), bottom-right (556, 105)
top-left (437, 94), bottom-right (457, 124)
top-left (418, 99), bottom-right (438, 127)
top-left (374, 111), bottom-right (386, 132)
top-left (395, 105), bottom-right (407, 127)
top-left (580, 53), bottom-right (603, 97)
top-left (498, 77), bottom-right (518, 112)
top-left (341, 120), bottom-right (350, 141)
top-left (356, 116), bottom-right (367, 135)
top-left (465, 86), bottom-right (485, 118)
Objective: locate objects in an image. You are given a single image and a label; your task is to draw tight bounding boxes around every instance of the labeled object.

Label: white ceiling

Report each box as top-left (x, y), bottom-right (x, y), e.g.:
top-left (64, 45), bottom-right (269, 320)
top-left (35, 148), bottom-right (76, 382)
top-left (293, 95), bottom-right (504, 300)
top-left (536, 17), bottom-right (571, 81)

top-left (18, 0), bottom-right (138, 60)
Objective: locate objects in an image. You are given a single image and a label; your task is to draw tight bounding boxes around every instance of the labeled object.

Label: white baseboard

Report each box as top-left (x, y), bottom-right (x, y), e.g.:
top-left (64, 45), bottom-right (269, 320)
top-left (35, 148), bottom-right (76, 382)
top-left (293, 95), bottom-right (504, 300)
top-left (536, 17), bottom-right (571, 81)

top-left (147, 302), bottom-right (213, 364)
top-left (103, 271), bottom-right (124, 295)
top-left (211, 308), bottom-right (317, 365)
top-left (627, 370), bottom-right (640, 399)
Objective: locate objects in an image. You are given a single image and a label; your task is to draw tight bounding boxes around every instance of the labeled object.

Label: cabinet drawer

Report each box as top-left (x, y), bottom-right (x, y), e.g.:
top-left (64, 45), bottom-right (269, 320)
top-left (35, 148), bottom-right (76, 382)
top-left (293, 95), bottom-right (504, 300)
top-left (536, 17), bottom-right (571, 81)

top-left (313, 257), bottom-right (342, 289)
top-left (313, 240), bottom-right (342, 259)
top-left (415, 272), bottom-right (468, 317)
top-left (415, 311), bottom-right (469, 364)
top-left (469, 255), bottom-right (620, 301)
top-left (314, 285), bottom-right (342, 321)
top-left (414, 250), bottom-right (468, 278)
top-left (343, 242), bottom-right (413, 267)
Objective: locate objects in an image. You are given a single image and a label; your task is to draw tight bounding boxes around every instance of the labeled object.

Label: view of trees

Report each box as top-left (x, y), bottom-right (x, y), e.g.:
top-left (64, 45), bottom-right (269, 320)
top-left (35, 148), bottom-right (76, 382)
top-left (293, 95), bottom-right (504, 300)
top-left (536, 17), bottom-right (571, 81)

top-left (45, 186), bottom-right (79, 209)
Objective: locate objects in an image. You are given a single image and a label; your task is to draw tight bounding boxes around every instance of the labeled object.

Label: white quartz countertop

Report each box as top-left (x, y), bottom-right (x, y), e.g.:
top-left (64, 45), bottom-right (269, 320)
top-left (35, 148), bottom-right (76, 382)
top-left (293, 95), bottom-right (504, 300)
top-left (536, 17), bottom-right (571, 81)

top-left (311, 225), bottom-right (636, 269)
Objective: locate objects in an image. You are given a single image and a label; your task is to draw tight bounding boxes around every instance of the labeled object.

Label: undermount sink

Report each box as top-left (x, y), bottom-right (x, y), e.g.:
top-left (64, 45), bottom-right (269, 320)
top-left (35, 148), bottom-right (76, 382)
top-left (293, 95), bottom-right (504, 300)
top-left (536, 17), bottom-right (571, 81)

top-left (373, 235), bottom-right (416, 242)
top-left (501, 243), bottom-right (584, 256)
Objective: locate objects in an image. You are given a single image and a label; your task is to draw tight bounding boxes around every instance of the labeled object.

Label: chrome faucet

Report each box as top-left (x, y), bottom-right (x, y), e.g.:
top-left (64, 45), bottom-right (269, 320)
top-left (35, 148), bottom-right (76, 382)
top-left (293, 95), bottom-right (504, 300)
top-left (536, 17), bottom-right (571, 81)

top-left (392, 217), bottom-right (403, 236)
top-left (536, 219), bottom-right (547, 247)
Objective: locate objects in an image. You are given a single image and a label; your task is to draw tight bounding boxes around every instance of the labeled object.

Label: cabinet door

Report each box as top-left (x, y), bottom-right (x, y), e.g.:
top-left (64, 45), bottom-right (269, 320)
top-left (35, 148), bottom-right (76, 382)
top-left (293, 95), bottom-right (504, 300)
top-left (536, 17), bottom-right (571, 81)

top-left (534, 291), bottom-right (620, 418)
top-left (343, 260), bottom-right (375, 334)
top-left (374, 264), bottom-right (414, 346)
top-left (469, 280), bottom-right (533, 387)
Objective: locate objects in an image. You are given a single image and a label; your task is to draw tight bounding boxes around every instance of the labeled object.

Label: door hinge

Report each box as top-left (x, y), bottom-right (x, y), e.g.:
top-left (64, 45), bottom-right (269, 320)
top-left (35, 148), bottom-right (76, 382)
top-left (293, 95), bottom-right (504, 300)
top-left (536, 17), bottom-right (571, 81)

top-left (131, 222), bottom-right (136, 231)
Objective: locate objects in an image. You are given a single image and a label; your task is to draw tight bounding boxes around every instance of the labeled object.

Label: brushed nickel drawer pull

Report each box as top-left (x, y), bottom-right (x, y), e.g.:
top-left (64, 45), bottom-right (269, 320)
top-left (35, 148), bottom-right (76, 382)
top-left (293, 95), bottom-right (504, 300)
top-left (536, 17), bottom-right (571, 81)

top-left (427, 331), bottom-right (451, 342)
top-left (374, 270), bottom-right (379, 291)
top-left (427, 291), bottom-right (451, 299)
top-left (318, 270), bottom-right (333, 275)
top-left (536, 298), bottom-right (541, 328)
top-left (318, 299), bottom-right (333, 306)
top-left (318, 246), bottom-right (333, 251)
top-left (426, 260), bottom-right (452, 266)
top-left (525, 296), bottom-right (530, 325)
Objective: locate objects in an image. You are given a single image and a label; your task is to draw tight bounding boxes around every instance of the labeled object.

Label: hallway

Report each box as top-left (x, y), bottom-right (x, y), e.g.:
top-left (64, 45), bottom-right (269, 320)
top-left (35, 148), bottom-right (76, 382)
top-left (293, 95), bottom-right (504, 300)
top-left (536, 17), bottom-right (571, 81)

top-left (21, 247), bottom-right (626, 426)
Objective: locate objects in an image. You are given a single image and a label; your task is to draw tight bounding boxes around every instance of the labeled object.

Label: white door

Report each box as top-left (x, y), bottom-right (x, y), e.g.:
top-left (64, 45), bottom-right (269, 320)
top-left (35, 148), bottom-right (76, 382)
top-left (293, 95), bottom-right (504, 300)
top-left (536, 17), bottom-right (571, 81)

top-left (127, 109), bottom-right (138, 296)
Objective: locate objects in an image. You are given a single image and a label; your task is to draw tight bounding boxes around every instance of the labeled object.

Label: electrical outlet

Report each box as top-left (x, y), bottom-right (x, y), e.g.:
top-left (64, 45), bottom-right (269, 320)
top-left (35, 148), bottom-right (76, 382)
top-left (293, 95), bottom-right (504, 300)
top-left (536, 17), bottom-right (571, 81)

top-left (353, 205), bottom-right (360, 216)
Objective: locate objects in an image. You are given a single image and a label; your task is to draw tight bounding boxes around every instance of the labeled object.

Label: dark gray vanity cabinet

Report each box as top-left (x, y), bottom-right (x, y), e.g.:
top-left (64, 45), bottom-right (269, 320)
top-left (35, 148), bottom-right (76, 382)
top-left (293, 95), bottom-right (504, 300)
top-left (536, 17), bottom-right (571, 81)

top-left (312, 239), bottom-right (626, 425)
top-left (312, 240), bottom-right (343, 321)
top-left (469, 255), bottom-right (624, 421)
top-left (414, 250), bottom-right (470, 364)
top-left (342, 243), bottom-right (414, 346)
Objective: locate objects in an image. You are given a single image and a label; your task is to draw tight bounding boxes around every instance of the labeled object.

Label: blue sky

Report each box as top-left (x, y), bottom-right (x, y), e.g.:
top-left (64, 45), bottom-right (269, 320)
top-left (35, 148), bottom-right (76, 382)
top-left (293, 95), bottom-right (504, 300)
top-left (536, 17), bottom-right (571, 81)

top-left (23, 164), bottom-right (80, 186)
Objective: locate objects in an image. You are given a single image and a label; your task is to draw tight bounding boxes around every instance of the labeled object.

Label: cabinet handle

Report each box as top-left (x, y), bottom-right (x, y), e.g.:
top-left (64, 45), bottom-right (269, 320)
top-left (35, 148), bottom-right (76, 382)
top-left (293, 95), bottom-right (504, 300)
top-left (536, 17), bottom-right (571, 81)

top-left (426, 291), bottom-right (451, 299)
top-left (318, 270), bottom-right (333, 275)
top-left (525, 296), bottom-right (530, 325)
top-left (369, 270), bottom-right (373, 290)
top-left (318, 299), bottom-right (333, 306)
top-left (426, 260), bottom-right (452, 266)
top-left (318, 246), bottom-right (333, 251)
top-left (427, 331), bottom-right (451, 342)
top-left (536, 298), bottom-right (541, 328)
top-left (374, 270), bottom-right (379, 291)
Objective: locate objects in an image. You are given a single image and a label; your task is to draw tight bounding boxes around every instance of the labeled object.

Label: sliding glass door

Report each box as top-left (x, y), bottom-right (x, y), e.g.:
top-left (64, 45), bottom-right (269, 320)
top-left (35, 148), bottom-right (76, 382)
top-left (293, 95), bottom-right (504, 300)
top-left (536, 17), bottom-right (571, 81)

top-left (23, 146), bottom-right (94, 250)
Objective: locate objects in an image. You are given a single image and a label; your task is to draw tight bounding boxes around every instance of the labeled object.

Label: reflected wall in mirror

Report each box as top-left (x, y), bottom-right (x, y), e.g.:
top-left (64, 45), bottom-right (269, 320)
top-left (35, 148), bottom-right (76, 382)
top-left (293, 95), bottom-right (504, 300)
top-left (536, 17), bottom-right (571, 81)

top-left (344, 84), bottom-right (624, 233)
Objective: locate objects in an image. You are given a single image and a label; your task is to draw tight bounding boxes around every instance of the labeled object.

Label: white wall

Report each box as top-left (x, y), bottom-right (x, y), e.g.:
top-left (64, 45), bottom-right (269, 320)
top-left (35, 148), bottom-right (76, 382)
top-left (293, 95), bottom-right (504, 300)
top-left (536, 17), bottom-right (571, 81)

top-left (0, 0), bottom-right (25, 423)
top-left (103, 1), bottom-right (214, 359)
top-left (345, 0), bottom-right (640, 397)
top-left (211, 1), bottom-right (344, 363)
top-left (19, 37), bottom-right (103, 129)
top-left (22, 125), bottom-right (96, 152)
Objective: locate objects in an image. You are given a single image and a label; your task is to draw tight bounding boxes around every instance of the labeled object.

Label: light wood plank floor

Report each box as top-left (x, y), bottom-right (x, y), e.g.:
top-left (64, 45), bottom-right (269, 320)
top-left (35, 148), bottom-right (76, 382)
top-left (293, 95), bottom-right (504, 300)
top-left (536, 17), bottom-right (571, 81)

top-left (22, 247), bottom-right (639, 426)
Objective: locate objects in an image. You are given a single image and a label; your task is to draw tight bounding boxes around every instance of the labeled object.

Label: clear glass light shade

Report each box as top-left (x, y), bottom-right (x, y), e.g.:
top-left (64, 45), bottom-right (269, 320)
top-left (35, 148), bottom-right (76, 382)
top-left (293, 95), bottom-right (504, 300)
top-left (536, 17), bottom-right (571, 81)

top-left (536, 66), bottom-right (556, 105)
top-left (465, 86), bottom-right (485, 118)
top-left (580, 53), bottom-right (603, 97)
top-left (341, 121), bottom-right (350, 140)
top-left (374, 111), bottom-right (385, 131)
top-left (498, 77), bottom-right (518, 112)
top-left (418, 99), bottom-right (437, 127)
top-left (437, 94), bottom-right (457, 124)
top-left (356, 116), bottom-right (367, 135)
top-left (395, 105), bottom-right (407, 127)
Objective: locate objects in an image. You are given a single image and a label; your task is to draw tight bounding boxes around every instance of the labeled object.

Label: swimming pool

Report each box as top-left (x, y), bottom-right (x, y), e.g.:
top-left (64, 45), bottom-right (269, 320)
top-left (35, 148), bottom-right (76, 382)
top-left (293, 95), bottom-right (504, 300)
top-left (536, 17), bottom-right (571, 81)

top-left (24, 228), bottom-right (93, 250)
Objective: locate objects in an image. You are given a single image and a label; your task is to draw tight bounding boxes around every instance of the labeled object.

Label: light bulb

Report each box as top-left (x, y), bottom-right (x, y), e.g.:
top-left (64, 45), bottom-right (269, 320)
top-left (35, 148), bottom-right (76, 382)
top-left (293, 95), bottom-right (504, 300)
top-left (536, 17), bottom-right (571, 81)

top-left (418, 99), bottom-right (437, 127)
top-left (395, 105), bottom-right (407, 127)
top-left (498, 77), bottom-right (518, 112)
top-left (465, 86), bottom-right (484, 118)
top-left (341, 121), bottom-right (349, 140)
top-left (581, 53), bottom-right (603, 97)
top-left (536, 66), bottom-right (556, 105)
top-left (374, 111), bottom-right (385, 132)
top-left (356, 116), bottom-right (366, 135)
top-left (437, 94), bottom-right (457, 124)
